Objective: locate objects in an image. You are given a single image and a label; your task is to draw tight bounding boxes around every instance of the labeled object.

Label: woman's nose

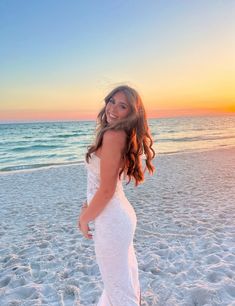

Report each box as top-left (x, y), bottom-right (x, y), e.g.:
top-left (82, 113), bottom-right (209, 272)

top-left (110, 103), bottom-right (117, 113)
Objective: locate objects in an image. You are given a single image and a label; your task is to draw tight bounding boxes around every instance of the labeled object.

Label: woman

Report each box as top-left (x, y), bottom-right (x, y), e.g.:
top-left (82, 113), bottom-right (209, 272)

top-left (78, 85), bottom-right (155, 305)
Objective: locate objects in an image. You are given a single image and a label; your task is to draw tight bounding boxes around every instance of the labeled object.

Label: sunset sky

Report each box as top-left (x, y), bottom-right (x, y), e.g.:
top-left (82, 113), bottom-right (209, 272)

top-left (0, 0), bottom-right (234, 122)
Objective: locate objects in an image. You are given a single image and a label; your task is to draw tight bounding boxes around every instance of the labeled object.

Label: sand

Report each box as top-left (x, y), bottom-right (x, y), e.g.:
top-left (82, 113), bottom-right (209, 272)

top-left (0, 147), bottom-right (235, 306)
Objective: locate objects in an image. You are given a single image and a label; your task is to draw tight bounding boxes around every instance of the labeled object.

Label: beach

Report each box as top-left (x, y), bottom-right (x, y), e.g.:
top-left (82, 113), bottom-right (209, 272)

top-left (0, 147), bottom-right (235, 306)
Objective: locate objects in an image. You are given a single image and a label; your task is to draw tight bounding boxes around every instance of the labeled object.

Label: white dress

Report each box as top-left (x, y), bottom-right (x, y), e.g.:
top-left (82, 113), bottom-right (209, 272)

top-left (85, 153), bottom-right (141, 306)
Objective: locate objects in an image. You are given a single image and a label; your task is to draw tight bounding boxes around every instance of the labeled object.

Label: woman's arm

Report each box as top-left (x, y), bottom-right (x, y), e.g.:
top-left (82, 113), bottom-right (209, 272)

top-left (80, 129), bottom-right (126, 223)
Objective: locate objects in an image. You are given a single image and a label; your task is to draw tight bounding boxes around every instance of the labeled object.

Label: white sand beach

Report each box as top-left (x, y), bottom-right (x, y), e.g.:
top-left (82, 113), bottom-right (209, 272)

top-left (0, 147), bottom-right (235, 306)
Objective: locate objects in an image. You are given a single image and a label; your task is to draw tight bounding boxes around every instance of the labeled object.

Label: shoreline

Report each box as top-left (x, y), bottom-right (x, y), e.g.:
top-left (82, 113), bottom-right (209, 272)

top-left (1, 145), bottom-right (234, 175)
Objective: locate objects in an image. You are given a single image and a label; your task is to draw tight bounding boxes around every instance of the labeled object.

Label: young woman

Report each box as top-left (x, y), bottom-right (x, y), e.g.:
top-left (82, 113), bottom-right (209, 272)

top-left (78, 85), bottom-right (155, 306)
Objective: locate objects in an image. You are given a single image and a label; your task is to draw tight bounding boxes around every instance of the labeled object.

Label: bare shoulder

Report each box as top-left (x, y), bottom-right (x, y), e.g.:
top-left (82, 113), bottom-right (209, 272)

top-left (103, 129), bottom-right (127, 146)
top-left (100, 129), bottom-right (127, 168)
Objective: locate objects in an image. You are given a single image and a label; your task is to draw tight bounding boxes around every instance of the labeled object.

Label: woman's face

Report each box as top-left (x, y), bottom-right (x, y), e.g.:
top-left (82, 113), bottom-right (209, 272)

top-left (105, 91), bottom-right (130, 124)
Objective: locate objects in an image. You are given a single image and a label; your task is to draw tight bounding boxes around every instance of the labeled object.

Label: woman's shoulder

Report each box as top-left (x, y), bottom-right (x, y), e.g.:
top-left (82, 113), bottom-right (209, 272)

top-left (102, 129), bottom-right (127, 155)
top-left (103, 129), bottom-right (127, 142)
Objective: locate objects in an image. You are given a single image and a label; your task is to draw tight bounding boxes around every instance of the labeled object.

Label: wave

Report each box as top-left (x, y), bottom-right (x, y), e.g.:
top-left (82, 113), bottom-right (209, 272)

top-left (19, 154), bottom-right (58, 160)
top-left (156, 135), bottom-right (235, 142)
top-left (11, 144), bottom-right (65, 152)
top-left (0, 161), bottom-right (83, 172)
top-left (55, 132), bottom-right (88, 138)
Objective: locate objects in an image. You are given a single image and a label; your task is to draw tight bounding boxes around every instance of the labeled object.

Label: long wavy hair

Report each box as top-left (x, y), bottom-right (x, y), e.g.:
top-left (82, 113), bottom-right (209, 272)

top-left (86, 85), bottom-right (155, 186)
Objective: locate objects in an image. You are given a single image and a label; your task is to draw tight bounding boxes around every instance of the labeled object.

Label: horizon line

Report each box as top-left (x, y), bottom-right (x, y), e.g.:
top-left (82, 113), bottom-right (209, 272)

top-left (0, 111), bottom-right (234, 124)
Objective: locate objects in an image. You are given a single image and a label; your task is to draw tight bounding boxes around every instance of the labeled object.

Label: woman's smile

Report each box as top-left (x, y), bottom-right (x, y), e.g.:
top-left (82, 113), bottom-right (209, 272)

top-left (107, 112), bottom-right (118, 120)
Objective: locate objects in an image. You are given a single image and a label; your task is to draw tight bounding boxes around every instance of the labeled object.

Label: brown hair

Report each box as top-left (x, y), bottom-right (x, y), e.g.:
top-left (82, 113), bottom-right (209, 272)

top-left (86, 85), bottom-right (155, 186)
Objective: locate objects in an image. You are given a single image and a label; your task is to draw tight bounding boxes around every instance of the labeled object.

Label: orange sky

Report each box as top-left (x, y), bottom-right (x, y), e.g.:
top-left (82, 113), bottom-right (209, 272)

top-left (0, 105), bottom-right (234, 123)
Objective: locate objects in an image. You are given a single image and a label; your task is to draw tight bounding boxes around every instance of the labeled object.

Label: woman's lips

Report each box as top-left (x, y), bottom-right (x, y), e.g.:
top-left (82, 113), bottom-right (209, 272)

top-left (108, 113), bottom-right (118, 119)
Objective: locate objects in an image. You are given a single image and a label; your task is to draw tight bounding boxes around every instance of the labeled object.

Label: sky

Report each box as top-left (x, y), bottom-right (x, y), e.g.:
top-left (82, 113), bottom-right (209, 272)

top-left (0, 0), bottom-right (234, 122)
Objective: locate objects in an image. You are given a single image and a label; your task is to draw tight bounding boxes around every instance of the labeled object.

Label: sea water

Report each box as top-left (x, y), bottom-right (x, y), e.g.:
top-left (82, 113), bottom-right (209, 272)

top-left (0, 115), bottom-right (234, 172)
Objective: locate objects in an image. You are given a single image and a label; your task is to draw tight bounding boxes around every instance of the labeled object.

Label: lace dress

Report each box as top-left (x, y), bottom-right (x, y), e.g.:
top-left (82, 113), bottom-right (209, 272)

top-left (85, 153), bottom-right (141, 306)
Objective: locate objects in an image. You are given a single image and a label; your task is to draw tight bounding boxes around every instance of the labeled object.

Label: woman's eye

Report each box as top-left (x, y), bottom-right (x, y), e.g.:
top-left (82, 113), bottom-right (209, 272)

top-left (109, 98), bottom-right (115, 104)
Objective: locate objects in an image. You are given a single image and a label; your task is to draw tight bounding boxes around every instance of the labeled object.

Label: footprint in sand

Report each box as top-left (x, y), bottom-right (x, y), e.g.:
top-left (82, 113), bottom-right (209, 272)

top-left (62, 285), bottom-right (78, 305)
top-left (226, 284), bottom-right (235, 298)
top-left (0, 276), bottom-right (11, 288)
top-left (205, 254), bottom-right (221, 265)
top-left (206, 270), bottom-right (224, 283)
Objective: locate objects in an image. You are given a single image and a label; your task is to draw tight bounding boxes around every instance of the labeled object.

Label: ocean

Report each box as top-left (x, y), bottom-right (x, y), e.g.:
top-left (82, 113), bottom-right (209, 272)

top-left (0, 115), bottom-right (234, 172)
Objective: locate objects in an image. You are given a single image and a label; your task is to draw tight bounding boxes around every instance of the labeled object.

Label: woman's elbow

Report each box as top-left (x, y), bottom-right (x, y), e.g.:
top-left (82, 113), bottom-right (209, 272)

top-left (99, 185), bottom-right (116, 200)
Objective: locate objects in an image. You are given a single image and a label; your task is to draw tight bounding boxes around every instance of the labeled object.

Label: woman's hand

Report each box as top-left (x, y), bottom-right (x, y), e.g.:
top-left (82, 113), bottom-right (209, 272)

top-left (78, 202), bottom-right (93, 239)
